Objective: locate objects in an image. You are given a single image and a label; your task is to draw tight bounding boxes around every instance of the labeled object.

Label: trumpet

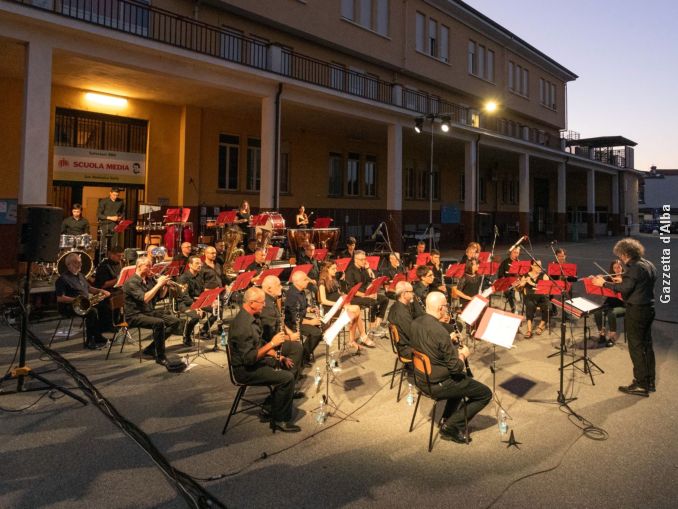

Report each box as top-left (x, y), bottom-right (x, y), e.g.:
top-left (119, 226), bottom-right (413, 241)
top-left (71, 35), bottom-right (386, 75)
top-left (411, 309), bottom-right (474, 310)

top-left (72, 292), bottom-right (107, 316)
top-left (165, 279), bottom-right (188, 295)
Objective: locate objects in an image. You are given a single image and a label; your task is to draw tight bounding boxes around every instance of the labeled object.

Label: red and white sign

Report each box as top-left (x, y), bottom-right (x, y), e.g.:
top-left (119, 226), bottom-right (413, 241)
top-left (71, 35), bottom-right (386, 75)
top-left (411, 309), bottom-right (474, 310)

top-left (53, 146), bottom-right (146, 185)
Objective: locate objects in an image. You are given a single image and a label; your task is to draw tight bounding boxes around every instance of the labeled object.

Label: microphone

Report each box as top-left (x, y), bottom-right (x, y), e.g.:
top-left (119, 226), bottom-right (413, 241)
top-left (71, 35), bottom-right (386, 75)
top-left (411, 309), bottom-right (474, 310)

top-left (494, 225), bottom-right (499, 236)
top-left (508, 235), bottom-right (528, 252)
top-left (370, 222), bottom-right (384, 240)
top-left (549, 240), bottom-right (558, 245)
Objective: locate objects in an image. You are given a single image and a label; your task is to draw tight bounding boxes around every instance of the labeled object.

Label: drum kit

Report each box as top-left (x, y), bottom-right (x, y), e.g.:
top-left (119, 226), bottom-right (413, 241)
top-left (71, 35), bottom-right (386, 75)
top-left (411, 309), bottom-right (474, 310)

top-left (33, 233), bottom-right (97, 282)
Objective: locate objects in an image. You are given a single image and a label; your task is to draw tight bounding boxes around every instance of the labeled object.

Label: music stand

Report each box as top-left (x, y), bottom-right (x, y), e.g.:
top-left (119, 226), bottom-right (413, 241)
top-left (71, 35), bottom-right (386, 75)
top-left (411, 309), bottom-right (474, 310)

top-left (560, 295), bottom-right (605, 385)
top-left (407, 268), bottom-right (418, 282)
top-left (478, 262), bottom-right (499, 276)
top-left (548, 262), bottom-right (578, 281)
top-left (386, 273), bottom-right (406, 293)
top-left (445, 263), bottom-right (465, 279)
top-left (335, 258), bottom-right (352, 273)
top-left (474, 307), bottom-right (521, 420)
top-left (114, 265), bottom-right (137, 287)
top-left (232, 254), bottom-right (254, 272)
top-left (265, 246), bottom-right (281, 262)
top-left (290, 264), bottom-right (312, 278)
top-left (252, 267), bottom-right (284, 286)
top-left (186, 287), bottom-right (225, 367)
top-left (314, 248), bottom-right (329, 261)
top-left (215, 210), bottom-right (237, 226)
top-left (536, 279), bottom-right (570, 338)
top-left (364, 276), bottom-right (388, 296)
top-left (478, 251), bottom-right (491, 263)
top-left (365, 256), bottom-right (380, 271)
top-left (415, 253), bottom-right (431, 266)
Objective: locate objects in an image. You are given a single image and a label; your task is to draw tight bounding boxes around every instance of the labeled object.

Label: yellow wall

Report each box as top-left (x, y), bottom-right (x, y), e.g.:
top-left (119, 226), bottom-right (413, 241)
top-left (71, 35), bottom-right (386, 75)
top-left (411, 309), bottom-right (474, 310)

top-left (0, 77), bottom-right (24, 199)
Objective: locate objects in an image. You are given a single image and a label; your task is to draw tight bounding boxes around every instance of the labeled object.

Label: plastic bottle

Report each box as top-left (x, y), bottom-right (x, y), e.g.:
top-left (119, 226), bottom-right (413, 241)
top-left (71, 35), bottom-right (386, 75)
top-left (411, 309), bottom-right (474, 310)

top-left (316, 397), bottom-right (326, 424)
top-left (406, 383), bottom-right (415, 406)
top-left (498, 409), bottom-right (509, 436)
top-left (220, 328), bottom-right (227, 347)
top-left (314, 367), bottom-right (322, 387)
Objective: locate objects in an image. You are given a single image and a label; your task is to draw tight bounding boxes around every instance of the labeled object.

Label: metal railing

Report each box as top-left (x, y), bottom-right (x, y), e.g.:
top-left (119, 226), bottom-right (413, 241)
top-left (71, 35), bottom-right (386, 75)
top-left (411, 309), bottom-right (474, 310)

top-left (13, 0), bottom-right (561, 142)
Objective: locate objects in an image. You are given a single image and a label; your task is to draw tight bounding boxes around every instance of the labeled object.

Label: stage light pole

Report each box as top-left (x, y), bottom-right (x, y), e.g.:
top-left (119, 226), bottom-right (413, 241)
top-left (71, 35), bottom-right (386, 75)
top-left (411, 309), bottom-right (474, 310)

top-left (474, 100), bottom-right (499, 243)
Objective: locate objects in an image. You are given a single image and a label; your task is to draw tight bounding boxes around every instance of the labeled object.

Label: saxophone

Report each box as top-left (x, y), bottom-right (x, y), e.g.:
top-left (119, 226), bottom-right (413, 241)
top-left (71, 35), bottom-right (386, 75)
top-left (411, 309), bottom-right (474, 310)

top-left (72, 293), bottom-right (107, 316)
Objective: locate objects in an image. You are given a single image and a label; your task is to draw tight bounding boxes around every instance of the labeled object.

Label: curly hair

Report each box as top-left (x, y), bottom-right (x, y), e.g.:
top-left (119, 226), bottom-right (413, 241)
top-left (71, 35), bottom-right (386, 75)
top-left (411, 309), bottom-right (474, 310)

top-left (613, 238), bottom-right (644, 260)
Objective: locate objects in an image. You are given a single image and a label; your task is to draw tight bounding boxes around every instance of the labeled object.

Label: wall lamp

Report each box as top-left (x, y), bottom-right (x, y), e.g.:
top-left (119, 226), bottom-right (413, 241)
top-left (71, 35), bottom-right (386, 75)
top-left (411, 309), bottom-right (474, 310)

top-left (413, 114), bottom-right (452, 134)
top-left (85, 92), bottom-right (128, 108)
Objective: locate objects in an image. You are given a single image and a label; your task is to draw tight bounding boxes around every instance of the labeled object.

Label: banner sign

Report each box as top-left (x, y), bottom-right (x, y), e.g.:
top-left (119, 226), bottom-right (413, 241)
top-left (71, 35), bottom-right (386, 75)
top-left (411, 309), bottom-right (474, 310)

top-left (53, 146), bottom-right (146, 185)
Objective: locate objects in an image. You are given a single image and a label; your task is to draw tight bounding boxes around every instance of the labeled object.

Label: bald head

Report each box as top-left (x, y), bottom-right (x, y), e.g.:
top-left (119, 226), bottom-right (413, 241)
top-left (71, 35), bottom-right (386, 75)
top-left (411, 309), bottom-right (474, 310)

top-left (291, 270), bottom-right (309, 289)
top-left (243, 286), bottom-right (264, 304)
top-left (425, 291), bottom-right (447, 318)
top-left (261, 275), bottom-right (282, 297)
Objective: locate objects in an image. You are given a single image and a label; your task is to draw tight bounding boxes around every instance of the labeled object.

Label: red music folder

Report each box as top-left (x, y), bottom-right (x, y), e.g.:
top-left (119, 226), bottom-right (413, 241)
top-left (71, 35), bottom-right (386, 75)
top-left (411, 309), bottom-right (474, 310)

top-left (547, 262), bottom-right (577, 279)
top-left (253, 267), bottom-right (284, 285)
top-left (265, 246), bottom-right (281, 262)
top-left (233, 254), bottom-right (254, 272)
top-left (190, 287), bottom-right (224, 310)
top-left (290, 264), bottom-right (312, 277)
top-left (535, 279), bottom-right (570, 295)
top-left (113, 219), bottom-right (133, 233)
top-left (445, 263), bottom-right (465, 278)
top-left (582, 277), bottom-right (623, 300)
top-left (230, 271), bottom-right (256, 292)
top-left (478, 261), bottom-right (499, 275)
top-left (165, 208), bottom-right (191, 223)
top-left (313, 217), bottom-right (333, 228)
top-left (250, 214), bottom-right (269, 227)
top-left (492, 276), bottom-right (517, 293)
top-left (366, 256), bottom-right (380, 271)
top-left (508, 260), bottom-right (531, 275)
top-left (407, 267), bottom-right (419, 281)
top-left (343, 282), bottom-right (363, 306)
top-left (387, 273), bottom-right (407, 292)
top-left (416, 253), bottom-right (431, 266)
top-left (364, 276), bottom-right (388, 296)
top-left (115, 265), bottom-right (136, 287)
top-left (478, 251), bottom-right (491, 263)
top-left (314, 248), bottom-right (328, 261)
top-left (215, 210), bottom-right (237, 225)
top-left (335, 257), bottom-right (352, 272)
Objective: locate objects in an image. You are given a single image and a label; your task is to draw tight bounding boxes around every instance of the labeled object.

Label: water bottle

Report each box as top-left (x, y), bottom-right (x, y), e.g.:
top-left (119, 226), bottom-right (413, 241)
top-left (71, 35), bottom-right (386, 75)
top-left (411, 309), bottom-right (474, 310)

top-left (498, 409), bottom-right (509, 436)
top-left (316, 398), bottom-right (326, 424)
top-left (406, 383), bottom-right (415, 406)
top-left (314, 367), bottom-right (322, 387)
top-left (220, 328), bottom-right (227, 347)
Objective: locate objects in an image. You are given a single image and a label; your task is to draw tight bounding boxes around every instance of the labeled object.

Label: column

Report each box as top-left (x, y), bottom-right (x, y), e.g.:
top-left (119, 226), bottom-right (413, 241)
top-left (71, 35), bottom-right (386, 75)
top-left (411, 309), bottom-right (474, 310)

top-left (177, 105), bottom-right (201, 207)
top-left (610, 173), bottom-right (620, 235)
top-left (259, 93), bottom-right (277, 210)
top-left (587, 169), bottom-right (596, 238)
top-left (386, 122), bottom-right (403, 252)
top-left (19, 40), bottom-right (52, 205)
top-left (555, 161), bottom-right (567, 240)
top-left (462, 140), bottom-right (478, 243)
top-left (518, 153), bottom-right (530, 237)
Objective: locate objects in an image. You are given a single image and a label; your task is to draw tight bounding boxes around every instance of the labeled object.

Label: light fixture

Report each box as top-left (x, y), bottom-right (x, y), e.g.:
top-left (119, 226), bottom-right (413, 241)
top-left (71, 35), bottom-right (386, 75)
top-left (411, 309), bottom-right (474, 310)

top-left (484, 100), bottom-right (498, 113)
top-left (85, 92), bottom-right (128, 108)
top-left (440, 115), bottom-right (451, 133)
top-left (414, 117), bottom-right (424, 134)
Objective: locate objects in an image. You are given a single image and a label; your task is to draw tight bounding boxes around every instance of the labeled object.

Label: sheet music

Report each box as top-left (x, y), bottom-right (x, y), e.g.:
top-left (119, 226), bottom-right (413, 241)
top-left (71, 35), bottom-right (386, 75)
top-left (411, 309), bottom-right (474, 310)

top-left (568, 297), bottom-right (601, 313)
top-left (460, 295), bottom-right (488, 325)
top-left (481, 286), bottom-right (493, 298)
top-left (323, 310), bottom-right (351, 346)
top-left (321, 296), bottom-right (344, 325)
top-left (477, 313), bottom-right (521, 348)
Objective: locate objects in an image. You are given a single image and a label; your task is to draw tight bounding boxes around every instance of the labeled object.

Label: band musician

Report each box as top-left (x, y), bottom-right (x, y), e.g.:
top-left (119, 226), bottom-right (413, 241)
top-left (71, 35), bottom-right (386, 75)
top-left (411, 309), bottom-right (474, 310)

top-left (97, 187), bottom-right (125, 248)
top-left (284, 271), bottom-right (323, 366)
top-left (93, 245), bottom-right (124, 330)
top-left (177, 256), bottom-right (216, 346)
top-left (55, 252), bottom-right (110, 349)
top-left (295, 205), bottom-right (310, 228)
top-left (229, 287), bottom-right (302, 433)
top-left (61, 203), bottom-right (90, 235)
top-left (123, 256), bottom-right (182, 367)
top-left (386, 281), bottom-right (416, 360)
top-left (497, 246), bottom-right (521, 313)
top-left (344, 250), bottom-right (389, 336)
top-left (200, 246), bottom-right (223, 289)
top-left (411, 292), bottom-right (491, 444)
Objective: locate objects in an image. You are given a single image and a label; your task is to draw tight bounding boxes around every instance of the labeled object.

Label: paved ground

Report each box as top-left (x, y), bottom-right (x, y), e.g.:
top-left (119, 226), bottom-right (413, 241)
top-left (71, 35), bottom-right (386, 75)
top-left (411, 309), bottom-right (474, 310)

top-left (1, 234), bottom-right (676, 508)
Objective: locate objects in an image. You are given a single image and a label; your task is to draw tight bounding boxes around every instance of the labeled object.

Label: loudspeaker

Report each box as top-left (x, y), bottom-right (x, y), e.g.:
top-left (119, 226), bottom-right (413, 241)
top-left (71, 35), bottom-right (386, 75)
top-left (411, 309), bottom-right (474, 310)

top-left (18, 206), bottom-right (63, 263)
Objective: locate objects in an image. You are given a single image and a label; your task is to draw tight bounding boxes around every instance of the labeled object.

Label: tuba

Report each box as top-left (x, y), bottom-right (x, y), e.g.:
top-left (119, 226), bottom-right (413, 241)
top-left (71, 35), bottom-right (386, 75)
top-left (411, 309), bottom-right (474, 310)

top-left (222, 227), bottom-right (244, 277)
top-left (72, 293), bottom-right (107, 316)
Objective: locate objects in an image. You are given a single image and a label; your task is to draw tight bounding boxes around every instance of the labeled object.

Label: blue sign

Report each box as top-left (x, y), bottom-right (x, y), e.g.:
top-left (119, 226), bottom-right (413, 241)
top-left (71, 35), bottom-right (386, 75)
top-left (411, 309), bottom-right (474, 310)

top-left (441, 205), bottom-right (461, 224)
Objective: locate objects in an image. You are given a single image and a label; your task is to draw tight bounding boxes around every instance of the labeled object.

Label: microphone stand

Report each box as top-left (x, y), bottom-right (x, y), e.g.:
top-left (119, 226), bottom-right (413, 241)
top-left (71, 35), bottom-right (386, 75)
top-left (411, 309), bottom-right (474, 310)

top-left (479, 225), bottom-right (499, 297)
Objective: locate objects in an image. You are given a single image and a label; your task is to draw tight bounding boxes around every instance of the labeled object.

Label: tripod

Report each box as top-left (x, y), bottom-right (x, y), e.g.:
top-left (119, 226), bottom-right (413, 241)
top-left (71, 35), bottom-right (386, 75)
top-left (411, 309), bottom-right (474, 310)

top-left (562, 311), bottom-right (604, 385)
top-left (312, 341), bottom-right (358, 423)
top-left (490, 344), bottom-right (511, 418)
top-left (1, 261), bottom-right (87, 405)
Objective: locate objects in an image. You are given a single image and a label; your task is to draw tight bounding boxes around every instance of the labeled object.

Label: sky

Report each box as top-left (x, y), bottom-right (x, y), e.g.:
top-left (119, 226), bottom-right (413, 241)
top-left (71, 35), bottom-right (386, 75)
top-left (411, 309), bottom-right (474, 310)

top-left (464, 0), bottom-right (678, 171)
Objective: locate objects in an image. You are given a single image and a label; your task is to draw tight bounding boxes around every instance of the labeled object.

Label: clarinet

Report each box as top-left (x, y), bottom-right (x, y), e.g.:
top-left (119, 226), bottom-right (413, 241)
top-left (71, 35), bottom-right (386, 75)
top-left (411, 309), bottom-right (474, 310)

top-left (274, 296), bottom-right (285, 370)
top-left (448, 311), bottom-right (473, 378)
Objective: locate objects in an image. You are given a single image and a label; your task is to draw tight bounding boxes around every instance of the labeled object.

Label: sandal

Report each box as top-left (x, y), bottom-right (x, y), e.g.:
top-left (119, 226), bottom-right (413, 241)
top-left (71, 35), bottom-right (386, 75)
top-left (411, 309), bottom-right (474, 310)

top-left (358, 336), bottom-right (376, 348)
top-left (524, 330), bottom-right (533, 339)
top-left (348, 341), bottom-right (364, 352)
top-left (535, 324), bottom-right (545, 335)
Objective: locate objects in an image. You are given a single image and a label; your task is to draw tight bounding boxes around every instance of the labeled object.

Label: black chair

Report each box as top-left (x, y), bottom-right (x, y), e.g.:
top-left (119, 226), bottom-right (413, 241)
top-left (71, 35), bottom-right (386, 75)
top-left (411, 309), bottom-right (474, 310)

top-left (105, 292), bottom-right (144, 362)
top-left (222, 342), bottom-right (273, 436)
top-left (409, 349), bottom-right (468, 452)
top-left (48, 309), bottom-right (86, 348)
top-left (388, 324), bottom-right (412, 402)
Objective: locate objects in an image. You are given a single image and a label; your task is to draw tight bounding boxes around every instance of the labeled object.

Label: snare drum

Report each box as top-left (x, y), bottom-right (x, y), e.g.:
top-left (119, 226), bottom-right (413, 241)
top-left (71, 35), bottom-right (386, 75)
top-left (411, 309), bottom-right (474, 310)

top-left (59, 234), bottom-right (76, 250)
top-left (75, 234), bottom-right (92, 249)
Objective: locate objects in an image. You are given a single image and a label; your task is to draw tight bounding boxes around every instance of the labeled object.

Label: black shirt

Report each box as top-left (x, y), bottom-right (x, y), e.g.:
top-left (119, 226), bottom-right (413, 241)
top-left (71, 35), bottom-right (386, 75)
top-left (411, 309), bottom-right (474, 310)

top-left (177, 270), bottom-right (204, 310)
top-left (94, 258), bottom-right (121, 289)
top-left (344, 263), bottom-right (373, 292)
top-left (173, 253), bottom-right (190, 268)
top-left (123, 274), bottom-right (157, 317)
top-left (284, 286), bottom-right (307, 332)
top-left (387, 300), bottom-right (415, 356)
top-left (605, 258), bottom-right (657, 306)
top-left (427, 262), bottom-right (444, 288)
top-left (497, 257), bottom-right (515, 279)
top-left (381, 263), bottom-right (405, 280)
top-left (200, 262), bottom-right (223, 289)
top-left (228, 308), bottom-right (264, 370)
top-left (411, 313), bottom-right (465, 383)
top-left (236, 211), bottom-right (250, 234)
top-left (412, 281), bottom-right (429, 317)
top-left (97, 198), bottom-right (124, 227)
top-left (246, 261), bottom-right (268, 277)
top-left (297, 253), bottom-right (320, 282)
top-left (260, 293), bottom-right (282, 342)
top-left (61, 216), bottom-right (90, 235)
top-left (457, 273), bottom-right (482, 302)
top-left (55, 272), bottom-right (89, 299)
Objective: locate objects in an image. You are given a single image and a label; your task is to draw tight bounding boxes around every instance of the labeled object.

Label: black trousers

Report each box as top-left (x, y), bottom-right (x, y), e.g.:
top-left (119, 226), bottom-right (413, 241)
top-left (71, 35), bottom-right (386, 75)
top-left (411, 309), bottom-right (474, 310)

top-left (179, 305), bottom-right (216, 341)
top-left (625, 304), bottom-right (655, 388)
top-left (234, 357), bottom-right (297, 423)
top-left (127, 310), bottom-right (182, 357)
top-left (351, 294), bottom-right (388, 322)
top-left (424, 376), bottom-right (492, 430)
top-left (525, 294), bottom-right (549, 322)
top-left (60, 304), bottom-right (102, 341)
top-left (300, 324), bottom-right (323, 359)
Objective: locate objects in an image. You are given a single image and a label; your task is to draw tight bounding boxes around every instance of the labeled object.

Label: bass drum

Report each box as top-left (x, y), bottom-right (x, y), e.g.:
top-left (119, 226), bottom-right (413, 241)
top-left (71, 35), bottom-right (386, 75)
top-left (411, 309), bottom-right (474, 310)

top-left (57, 250), bottom-right (94, 278)
top-left (287, 228), bottom-right (313, 256)
top-left (312, 227), bottom-right (340, 252)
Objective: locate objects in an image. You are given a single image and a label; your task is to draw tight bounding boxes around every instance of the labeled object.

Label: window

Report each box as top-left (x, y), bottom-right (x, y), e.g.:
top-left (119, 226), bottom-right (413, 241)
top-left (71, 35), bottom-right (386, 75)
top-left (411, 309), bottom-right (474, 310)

top-left (404, 167), bottom-right (415, 199)
top-left (328, 153), bottom-right (343, 196)
top-left (348, 67), bottom-right (365, 96)
top-left (509, 62), bottom-right (528, 96)
top-left (468, 41), bottom-right (494, 81)
top-left (364, 157), bottom-right (376, 197)
top-left (416, 12), bottom-right (447, 61)
top-left (246, 138), bottom-right (261, 191)
top-left (502, 179), bottom-right (518, 205)
top-left (341, 0), bottom-right (389, 36)
top-left (347, 154), bottom-right (360, 196)
top-left (539, 78), bottom-right (557, 109)
top-left (416, 170), bottom-right (428, 199)
top-left (218, 134), bottom-right (239, 190)
top-left (280, 152), bottom-right (290, 194)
